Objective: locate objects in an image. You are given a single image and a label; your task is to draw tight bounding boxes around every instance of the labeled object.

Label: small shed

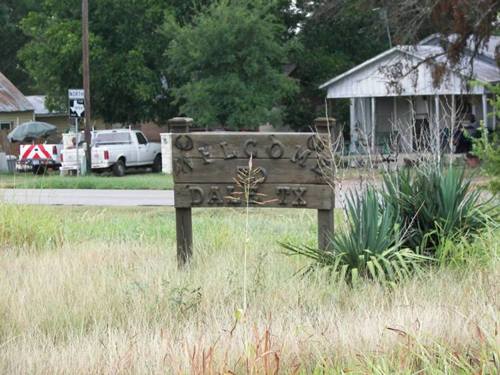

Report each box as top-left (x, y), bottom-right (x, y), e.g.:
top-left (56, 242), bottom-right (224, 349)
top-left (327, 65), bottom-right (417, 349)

top-left (320, 34), bottom-right (499, 154)
top-left (0, 72), bottom-right (35, 153)
top-left (26, 95), bottom-right (70, 133)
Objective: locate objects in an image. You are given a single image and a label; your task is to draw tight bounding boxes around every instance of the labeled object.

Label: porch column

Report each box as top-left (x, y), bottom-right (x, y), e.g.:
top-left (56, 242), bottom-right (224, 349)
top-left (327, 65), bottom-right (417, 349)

top-left (349, 98), bottom-right (357, 153)
top-left (371, 97), bottom-right (376, 153)
top-left (494, 100), bottom-right (497, 130)
top-left (451, 95), bottom-right (456, 153)
top-left (434, 95), bottom-right (441, 161)
top-left (393, 97), bottom-right (397, 124)
top-left (393, 97), bottom-right (398, 151)
top-left (482, 94), bottom-right (488, 129)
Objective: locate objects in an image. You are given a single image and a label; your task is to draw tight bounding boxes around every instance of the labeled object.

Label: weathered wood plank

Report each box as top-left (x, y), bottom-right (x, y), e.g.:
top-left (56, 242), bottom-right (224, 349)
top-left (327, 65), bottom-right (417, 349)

top-left (171, 132), bottom-right (327, 160)
top-left (174, 183), bottom-right (334, 209)
top-left (176, 207), bottom-right (192, 267)
top-left (318, 208), bottom-right (334, 251)
top-left (172, 158), bottom-right (330, 184)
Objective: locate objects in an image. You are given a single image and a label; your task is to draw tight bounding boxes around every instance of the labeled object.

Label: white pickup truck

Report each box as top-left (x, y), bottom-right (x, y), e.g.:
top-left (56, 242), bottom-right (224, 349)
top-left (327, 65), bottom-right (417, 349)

top-left (61, 129), bottom-right (162, 176)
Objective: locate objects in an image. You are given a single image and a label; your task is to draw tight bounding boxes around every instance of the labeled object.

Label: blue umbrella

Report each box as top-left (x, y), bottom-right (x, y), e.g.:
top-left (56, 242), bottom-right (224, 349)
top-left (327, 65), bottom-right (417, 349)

top-left (7, 121), bottom-right (58, 143)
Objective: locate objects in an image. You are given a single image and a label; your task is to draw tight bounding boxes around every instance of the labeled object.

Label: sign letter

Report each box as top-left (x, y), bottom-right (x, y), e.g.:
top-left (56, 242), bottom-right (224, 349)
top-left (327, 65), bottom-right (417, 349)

top-left (219, 142), bottom-right (237, 159)
top-left (189, 186), bottom-right (204, 205)
top-left (198, 145), bottom-right (213, 164)
top-left (292, 187), bottom-right (307, 206)
top-left (207, 186), bottom-right (224, 205)
top-left (267, 135), bottom-right (284, 159)
top-left (244, 139), bottom-right (258, 158)
top-left (174, 156), bottom-right (193, 174)
top-left (276, 186), bottom-right (290, 205)
top-left (291, 146), bottom-right (312, 167)
top-left (225, 185), bottom-right (242, 205)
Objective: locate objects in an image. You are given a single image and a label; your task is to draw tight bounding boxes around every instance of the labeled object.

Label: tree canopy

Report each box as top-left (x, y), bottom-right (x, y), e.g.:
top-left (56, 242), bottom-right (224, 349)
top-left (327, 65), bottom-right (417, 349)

top-left (167, 0), bottom-right (297, 129)
top-left (0, 0), bottom-right (40, 93)
top-left (284, 0), bottom-right (389, 129)
top-left (18, 0), bottom-right (180, 124)
top-left (2, 0), bottom-right (496, 127)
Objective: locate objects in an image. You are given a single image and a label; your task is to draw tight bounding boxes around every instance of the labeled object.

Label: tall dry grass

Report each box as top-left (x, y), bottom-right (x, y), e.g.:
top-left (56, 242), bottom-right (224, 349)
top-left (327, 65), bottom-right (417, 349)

top-left (0, 204), bottom-right (498, 373)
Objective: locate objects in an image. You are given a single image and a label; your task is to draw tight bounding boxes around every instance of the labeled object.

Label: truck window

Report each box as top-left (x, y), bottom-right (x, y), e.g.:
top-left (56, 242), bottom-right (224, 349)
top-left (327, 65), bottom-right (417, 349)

top-left (136, 132), bottom-right (148, 145)
top-left (94, 132), bottom-right (131, 145)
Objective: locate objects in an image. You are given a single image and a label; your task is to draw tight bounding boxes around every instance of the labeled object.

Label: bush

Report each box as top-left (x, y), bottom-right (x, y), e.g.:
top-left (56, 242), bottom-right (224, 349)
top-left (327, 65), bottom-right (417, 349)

top-left (283, 188), bottom-right (428, 283)
top-left (472, 83), bottom-right (500, 194)
top-left (473, 127), bottom-right (500, 194)
top-left (283, 165), bottom-right (497, 283)
top-left (382, 166), bottom-right (495, 254)
top-left (0, 204), bottom-right (64, 250)
top-left (435, 228), bottom-right (499, 267)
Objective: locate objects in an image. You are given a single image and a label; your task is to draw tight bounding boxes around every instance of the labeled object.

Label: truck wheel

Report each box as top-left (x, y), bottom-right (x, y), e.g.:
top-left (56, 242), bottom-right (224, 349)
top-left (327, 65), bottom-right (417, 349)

top-left (152, 154), bottom-right (162, 173)
top-left (33, 165), bottom-right (47, 175)
top-left (112, 160), bottom-right (126, 177)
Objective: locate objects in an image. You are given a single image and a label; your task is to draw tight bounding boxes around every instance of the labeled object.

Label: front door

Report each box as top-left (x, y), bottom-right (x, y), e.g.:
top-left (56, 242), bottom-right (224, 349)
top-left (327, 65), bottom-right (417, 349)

top-left (414, 118), bottom-right (430, 152)
top-left (136, 131), bottom-right (154, 164)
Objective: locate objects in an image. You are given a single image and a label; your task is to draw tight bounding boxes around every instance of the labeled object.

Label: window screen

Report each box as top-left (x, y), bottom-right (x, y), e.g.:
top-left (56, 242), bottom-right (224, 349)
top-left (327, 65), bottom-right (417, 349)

top-left (0, 122), bottom-right (13, 131)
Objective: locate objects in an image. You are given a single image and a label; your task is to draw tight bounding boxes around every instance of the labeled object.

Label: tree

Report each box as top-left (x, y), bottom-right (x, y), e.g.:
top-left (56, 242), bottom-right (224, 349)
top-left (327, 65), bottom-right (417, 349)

top-left (18, 0), bottom-right (180, 124)
top-left (379, 0), bottom-right (499, 66)
top-left (284, 0), bottom-right (389, 129)
top-left (167, 0), bottom-right (297, 129)
top-left (0, 0), bottom-right (40, 93)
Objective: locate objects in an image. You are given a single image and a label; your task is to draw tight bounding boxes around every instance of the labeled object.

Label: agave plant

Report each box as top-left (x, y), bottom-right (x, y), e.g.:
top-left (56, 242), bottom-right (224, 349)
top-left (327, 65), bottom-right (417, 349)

top-left (382, 166), bottom-right (496, 254)
top-left (282, 187), bottom-right (428, 283)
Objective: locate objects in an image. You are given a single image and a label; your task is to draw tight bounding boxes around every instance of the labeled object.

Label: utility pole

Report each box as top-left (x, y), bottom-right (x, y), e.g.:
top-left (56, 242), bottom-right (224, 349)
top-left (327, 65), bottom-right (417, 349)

top-left (82, 0), bottom-right (92, 173)
top-left (372, 7), bottom-right (392, 48)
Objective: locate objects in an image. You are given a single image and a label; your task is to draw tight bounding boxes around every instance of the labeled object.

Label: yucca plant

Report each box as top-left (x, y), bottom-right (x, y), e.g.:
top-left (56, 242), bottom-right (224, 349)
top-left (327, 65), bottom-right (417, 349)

top-left (382, 166), bottom-right (496, 254)
top-left (282, 188), bottom-right (428, 284)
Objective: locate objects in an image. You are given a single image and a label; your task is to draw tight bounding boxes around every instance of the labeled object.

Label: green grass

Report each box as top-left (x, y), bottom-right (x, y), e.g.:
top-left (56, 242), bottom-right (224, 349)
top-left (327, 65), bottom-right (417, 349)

top-left (0, 203), bottom-right (498, 373)
top-left (0, 172), bottom-right (173, 190)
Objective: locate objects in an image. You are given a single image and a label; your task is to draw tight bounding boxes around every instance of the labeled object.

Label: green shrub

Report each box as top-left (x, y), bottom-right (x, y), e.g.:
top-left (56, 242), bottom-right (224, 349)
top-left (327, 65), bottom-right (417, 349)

top-left (473, 127), bottom-right (500, 194)
top-left (0, 204), bottom-right (64, 250)
top-left (472, 83), bottom-right (500, 194)
top-left (435, 228), bottom-right (499, 267)
top-left (282, 188), bottom-right (428, 283)
top-left (382, 166), bottom-right (495, 254)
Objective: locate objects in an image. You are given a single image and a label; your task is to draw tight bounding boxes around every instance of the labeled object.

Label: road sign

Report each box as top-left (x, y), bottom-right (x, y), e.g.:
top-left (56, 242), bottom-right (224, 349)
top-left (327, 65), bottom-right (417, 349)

top-left (68, 89), bottom-right (85, 118)
top-left (172, 132), bottom-right (335, 266)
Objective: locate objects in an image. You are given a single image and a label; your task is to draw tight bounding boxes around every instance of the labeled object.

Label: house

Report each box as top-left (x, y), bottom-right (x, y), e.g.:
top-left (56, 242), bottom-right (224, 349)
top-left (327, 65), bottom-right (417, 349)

top-left (320, 34), bottom-right (499, 154)
top-left (0, 72), bottom-right (35, 153)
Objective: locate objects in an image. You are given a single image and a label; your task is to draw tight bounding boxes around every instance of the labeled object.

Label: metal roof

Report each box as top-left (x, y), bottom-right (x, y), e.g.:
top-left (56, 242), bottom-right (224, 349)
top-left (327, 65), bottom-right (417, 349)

top-left (25, 95), bottom-right (50, 115)
top-left (320, 35), bottom-right (500, 96)
top-left (25, 95), bottom-right (66, 116)
top-left (0, 72), bottom-right (34, 112)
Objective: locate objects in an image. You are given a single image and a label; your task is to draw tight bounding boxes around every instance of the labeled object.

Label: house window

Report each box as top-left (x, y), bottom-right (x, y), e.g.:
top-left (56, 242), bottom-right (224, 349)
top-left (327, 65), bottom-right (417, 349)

top-left (0, 122), bottom-right (13, 131)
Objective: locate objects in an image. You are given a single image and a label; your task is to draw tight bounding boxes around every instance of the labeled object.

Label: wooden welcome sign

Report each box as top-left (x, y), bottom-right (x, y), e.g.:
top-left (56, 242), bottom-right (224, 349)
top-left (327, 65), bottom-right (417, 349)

top-left (172, 132), bottom-right (334, 266)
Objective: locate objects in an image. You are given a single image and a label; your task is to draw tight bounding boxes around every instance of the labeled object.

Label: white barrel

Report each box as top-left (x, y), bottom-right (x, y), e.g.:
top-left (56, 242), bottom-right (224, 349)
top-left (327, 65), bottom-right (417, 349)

top-left (0, 152), bottom-right (8, 172)
top-left (160, 133), bottom-right (173, 174)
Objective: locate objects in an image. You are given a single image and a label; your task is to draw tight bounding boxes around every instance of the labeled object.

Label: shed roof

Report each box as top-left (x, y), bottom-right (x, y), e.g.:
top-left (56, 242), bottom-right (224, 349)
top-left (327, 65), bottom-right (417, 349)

top-left (26, 95), bottom-right (66, 116)
top-left (0, 72), bottom-right (34, 112)
top-left (320, 35), bottom-right (500, 98)
top-left (25, 95), bottom-right (50, 115)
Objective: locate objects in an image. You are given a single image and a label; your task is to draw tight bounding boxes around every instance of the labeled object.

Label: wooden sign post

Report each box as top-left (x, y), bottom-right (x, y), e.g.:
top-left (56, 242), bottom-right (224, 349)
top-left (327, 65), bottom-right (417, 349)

top-left (172, 132), bottom-right (334, 266)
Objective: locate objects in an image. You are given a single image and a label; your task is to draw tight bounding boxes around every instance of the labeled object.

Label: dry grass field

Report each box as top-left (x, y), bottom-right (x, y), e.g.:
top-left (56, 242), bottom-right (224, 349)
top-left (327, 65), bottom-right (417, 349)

top-left (0, 204), bottom-right (498, 373)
